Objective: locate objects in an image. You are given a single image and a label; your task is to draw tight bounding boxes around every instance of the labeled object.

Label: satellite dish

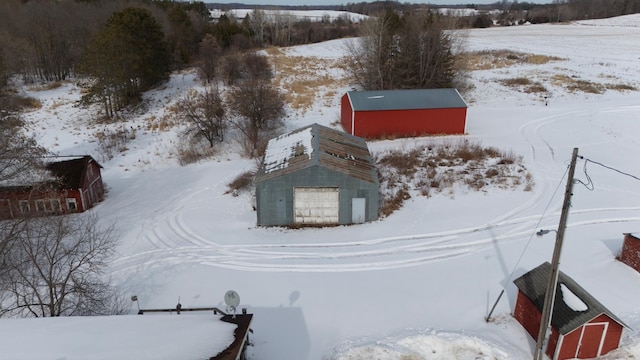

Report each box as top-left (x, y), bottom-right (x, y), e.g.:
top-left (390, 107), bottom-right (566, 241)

top-left (224, 290), bottom-right (240, 308)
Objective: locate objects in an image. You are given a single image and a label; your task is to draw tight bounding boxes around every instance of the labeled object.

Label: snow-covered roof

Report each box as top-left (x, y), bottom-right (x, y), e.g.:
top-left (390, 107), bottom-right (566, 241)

top-left (256, 123), bottom-right (377, 184)
top-left (262, 126), bottom-right (314, 174)
top-left (0, 313), bottom-right (236, 360)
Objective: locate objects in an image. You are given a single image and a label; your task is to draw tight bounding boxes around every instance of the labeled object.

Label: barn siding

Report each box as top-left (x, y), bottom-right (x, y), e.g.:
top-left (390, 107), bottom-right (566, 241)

top-left (513, 291), bottom-right (541, 339)
top-left (0, 156), bottom-right (104, 220)
top-left (340, 93), bottom-right (354, 135)
top-left (621, 234), bottom-right (640, 273)
top-left (256, 165), bottom-right (378, 226)
top-left (556, 314), bottom-right (622, 359)
top-left (350, 108), bottom-right (467, 138)
top-left (513, 288), bottom-right (560, 360)
top-left (590, 314), bottom-right (623, 356)
top-left (515, 290), bottom-right (624, 360)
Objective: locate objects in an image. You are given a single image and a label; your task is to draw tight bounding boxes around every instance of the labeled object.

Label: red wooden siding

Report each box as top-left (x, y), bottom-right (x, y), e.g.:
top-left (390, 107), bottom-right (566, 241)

top-left (514, 290), bottom-right (623, 360)
top-left (513, 291), bottom-right (541, 339)
top-left (557, 314), bottom-right (623, 359)
top-left (351, 108), bottom-right (467, 138)
top-left (0, 156), bottom-right (104, 220)
top-left (621, 233), bottom-right (640, 273)
top-left (0, 188), bottom-right (77, 219)
top-left (340, 93), bottom-right (354, 135)
top-left (340, 93), bottom-right (467, 139)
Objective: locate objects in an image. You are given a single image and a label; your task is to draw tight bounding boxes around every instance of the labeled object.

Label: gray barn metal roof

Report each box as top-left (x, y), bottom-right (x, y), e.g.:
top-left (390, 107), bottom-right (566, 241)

top-left (513, 262), bottom-right (627, 335)
top-left (346, 88), bottom-right (468, 112)
top-left (256, 123), bottom-right (378, 184)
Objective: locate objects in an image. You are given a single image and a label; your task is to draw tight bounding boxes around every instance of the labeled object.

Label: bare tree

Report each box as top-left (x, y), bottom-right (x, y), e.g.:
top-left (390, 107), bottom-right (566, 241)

top-left (178, 86), bottom-right (229, 147)
top-left (196, 34), bottom-right (222, 84)
top-left (0, 213), bottom-right (123, 317)
top-left (228, 80), bottom-right (285, 158)
top-left (0, 107), bottom-right (48, 185)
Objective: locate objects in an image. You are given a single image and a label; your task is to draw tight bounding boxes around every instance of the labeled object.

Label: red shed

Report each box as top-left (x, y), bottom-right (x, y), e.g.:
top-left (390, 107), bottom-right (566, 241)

top-left (513, 262), bottom-right (627, 360)
top-left (620, 233), bottom-right (640, 273)
top-left (340, 88), bottom-right (468, 139)
top-left (0, 156), bottom-right (104, 219)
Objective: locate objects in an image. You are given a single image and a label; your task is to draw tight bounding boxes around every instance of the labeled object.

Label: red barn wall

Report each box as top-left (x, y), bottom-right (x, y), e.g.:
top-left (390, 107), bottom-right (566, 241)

top-left (556, 314), bottom-right (623, 359)
top-left (80, 160), bottom-right (104, 210)
top-left (340, 94), bottom-right (354, 135)
top-left (351, 108), bottom-right (467, 138)
top-left (621, 234), bottom-right (640, 273)
top-left (515, 291), bottom-right (623, 360)
top-left (513, 291), bottom-right (542, 339)
top-left (0, 158), bottom-right (104, 219)
top-left (0, 188), bottom-right (79, 219)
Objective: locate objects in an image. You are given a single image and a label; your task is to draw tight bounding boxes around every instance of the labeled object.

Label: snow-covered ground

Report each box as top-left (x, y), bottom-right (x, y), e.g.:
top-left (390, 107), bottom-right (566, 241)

top-left (5, 14), bottom-right (640, 360)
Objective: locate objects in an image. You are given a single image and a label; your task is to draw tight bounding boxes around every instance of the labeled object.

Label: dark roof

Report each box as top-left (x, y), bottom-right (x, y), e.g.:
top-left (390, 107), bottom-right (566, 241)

top-left (256, 123), bottom-right (378, 184)
top-left (46, 156), bottom-right (101, 189)
top-left (213, 314), bottom-right (253, 360)
top-left (346, 88), bottom-right (468, 112)
top-left (513, 262), bottom-right (627, 334)
top-left (624, 233), bottom-right (640, 241)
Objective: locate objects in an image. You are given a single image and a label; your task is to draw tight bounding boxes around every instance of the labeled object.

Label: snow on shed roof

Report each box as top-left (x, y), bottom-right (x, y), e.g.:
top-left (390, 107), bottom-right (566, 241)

top-left (262, 126), bottom-right (314, 174)
top-left (513, 262), bottom-right (628, 335)
top-left (256, 123), bottom-right (377, 184)
top-left (346, 88), bottom-right (468, 112)
top-left (0, 313), bottom-right (236, 360)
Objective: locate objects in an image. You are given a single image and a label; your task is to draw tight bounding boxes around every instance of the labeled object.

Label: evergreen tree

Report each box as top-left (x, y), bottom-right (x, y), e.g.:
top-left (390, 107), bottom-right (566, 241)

top-left (79, 7), bottom-right (170, 118)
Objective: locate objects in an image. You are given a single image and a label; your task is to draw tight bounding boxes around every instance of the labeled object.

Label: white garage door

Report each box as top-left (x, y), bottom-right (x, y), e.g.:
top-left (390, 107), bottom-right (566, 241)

top-left (294, 187), bottom-right (339, 225)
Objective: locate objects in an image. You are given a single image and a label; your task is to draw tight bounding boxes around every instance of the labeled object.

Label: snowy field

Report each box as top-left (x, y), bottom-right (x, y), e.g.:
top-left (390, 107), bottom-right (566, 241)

top-left (4, 14), bottom-right (640, 360)
top-left (209, 8), bottom-right (368, 23)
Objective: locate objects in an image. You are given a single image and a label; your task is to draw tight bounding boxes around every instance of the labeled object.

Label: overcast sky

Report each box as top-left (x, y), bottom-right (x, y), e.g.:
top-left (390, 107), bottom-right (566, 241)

top-left (212, 0), bottom-right (553, 6)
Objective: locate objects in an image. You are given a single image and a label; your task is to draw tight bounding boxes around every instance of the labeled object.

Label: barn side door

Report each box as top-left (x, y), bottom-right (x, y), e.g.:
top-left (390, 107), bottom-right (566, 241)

top-left (352, 198), bottom-right (366, 223)
top-left (576, 322), bottom-right (607, 358)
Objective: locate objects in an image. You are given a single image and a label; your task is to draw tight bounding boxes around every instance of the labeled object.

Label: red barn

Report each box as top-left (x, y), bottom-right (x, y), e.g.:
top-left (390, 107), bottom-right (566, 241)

top-left (620, 233), bottom-right (640, 273)
top-left (513, 262), bottom-right (627, 360)
top-left (0, 156), bottom-right (104, 219)
top-left (340, 88), bottom-right (468, 139)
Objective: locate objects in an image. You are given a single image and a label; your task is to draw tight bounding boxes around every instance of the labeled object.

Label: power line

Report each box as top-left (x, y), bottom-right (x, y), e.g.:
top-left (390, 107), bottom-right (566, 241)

top-left (485, 162), bottom-right (569, 322)
top-left (574, 155), bottom-right (640, 191)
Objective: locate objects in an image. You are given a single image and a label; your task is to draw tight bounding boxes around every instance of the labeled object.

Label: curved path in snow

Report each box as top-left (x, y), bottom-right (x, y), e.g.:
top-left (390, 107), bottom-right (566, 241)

top-left (109, 105), bottom-right (640, 276)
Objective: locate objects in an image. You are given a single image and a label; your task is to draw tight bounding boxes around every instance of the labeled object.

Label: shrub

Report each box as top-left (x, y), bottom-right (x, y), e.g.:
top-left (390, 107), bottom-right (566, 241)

top-left (226, 171), bottom-right (255, 194)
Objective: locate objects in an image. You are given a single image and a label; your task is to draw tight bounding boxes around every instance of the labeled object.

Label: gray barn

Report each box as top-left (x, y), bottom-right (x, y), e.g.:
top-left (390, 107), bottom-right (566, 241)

top-left (255, 123), bottom-right (379, 227)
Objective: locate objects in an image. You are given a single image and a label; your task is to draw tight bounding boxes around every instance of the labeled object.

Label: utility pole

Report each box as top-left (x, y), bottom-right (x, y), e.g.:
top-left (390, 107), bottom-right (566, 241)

top-left (534, 147), bottom-right (579, 360)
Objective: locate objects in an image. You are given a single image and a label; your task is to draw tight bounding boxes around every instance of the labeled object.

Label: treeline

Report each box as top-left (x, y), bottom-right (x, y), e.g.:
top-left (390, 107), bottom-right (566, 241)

top-left (520, 0), bottom-right (640, 24)
top-left (0, 0), bottom-right (359, 87)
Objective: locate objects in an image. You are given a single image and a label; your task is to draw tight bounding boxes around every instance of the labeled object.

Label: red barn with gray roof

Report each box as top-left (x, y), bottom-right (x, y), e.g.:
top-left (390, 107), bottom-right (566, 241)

top-left (340, 88), bottom-right (468, 139)
top-left (513, 262), bottom-right (627, 360)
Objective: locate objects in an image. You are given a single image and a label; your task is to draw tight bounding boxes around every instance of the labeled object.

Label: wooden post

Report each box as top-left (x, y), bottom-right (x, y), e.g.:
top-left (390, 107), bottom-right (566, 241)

top-left (534, 147), bottom-right (579, 360)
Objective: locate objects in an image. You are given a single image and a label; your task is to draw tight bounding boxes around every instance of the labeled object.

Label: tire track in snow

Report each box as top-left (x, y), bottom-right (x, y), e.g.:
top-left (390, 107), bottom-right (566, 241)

top-left (109, 207), bottom-right (640, 275)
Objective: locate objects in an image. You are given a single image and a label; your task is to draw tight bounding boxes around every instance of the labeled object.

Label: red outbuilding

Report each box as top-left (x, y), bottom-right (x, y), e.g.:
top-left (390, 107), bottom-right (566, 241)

top-left (513, 262), bottom-right (627, 360)
top-left (340, 88), bottom-right (468, 139)
top-left (620, 233), bottom-right (640, 273)
top-left (0, 156), bottom-right (104, 219)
